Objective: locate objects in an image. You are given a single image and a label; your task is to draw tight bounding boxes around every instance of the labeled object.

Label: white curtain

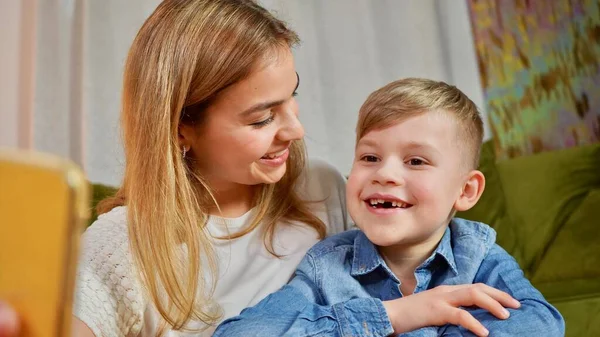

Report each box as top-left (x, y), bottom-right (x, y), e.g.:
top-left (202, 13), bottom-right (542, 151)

top-left (0, 0), bottom-right (487, 186)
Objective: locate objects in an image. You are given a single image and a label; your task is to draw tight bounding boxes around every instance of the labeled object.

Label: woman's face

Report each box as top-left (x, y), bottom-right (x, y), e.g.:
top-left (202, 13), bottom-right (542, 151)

top-left (180, 48), bottom-right (304, 194)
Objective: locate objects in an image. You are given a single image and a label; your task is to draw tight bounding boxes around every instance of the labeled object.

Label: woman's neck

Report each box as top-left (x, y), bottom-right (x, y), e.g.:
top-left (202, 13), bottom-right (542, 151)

top-left (208, 183), bottom-right (256, 218)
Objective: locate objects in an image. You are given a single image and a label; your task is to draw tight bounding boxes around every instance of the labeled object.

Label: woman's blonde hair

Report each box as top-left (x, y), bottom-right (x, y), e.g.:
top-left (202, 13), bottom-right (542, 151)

top-left (97, 0), bottom-right (325, 332)
top-left (357, 78), bottom-right (484, 168)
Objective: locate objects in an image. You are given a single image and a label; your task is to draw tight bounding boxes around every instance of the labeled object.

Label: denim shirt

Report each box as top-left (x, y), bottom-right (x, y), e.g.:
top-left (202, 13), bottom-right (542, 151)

top-left (214, 218), bottom-right (565, 337)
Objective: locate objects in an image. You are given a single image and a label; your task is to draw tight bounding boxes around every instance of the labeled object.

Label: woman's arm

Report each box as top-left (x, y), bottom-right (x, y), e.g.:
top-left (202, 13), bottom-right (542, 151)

top-left (213, 252), bottom-right (520, 337)
top-left (72, 214), bottom-right (145, 337)
top-left (213, 254), bottom-right (393, 337)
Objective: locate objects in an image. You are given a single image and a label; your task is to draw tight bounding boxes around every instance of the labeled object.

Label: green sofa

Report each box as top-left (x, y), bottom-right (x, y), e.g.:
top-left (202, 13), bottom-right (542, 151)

top-left (89, 141), bottom-right (600, 335)
top-left (458, 141), bottom-right (600, 337)
top-left (88, 183), bottom-right (117, 226)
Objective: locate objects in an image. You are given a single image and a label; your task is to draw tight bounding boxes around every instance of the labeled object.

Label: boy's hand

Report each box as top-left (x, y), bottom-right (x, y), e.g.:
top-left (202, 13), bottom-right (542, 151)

top-left (382, 283), bottom-right (521, 337)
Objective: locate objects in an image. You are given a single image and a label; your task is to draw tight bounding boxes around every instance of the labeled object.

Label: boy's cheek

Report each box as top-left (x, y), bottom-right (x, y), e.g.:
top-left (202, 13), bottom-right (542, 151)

top-left (409, 181), bottom-right (438, 202)
top-left (346, 169), bottom-right (364, 187)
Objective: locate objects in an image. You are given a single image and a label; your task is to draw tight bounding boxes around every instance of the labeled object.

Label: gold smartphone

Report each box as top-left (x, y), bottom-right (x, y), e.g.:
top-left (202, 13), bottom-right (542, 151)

top-left (0, 150), bottom-right (89, 337)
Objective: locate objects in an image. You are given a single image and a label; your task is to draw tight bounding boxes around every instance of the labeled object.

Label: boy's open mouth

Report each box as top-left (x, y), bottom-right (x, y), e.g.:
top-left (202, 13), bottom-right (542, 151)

top-left (365, 199), bottom-right (413, 209)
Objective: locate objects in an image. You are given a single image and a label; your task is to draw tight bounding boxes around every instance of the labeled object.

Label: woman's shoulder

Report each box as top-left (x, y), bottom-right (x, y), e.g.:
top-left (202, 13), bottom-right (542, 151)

top-left (87, 205), bottom-right (128, 232)
top-left (305, 158), bottom-right (344, 179)
top-left (300, 158), bottom-right (346, 199)
top-left (80, 206), bottom-right (130, 260)
top-left (298, 159), bottom-right (353, 233)
top-left (73, 206), bottom-right (146, 337)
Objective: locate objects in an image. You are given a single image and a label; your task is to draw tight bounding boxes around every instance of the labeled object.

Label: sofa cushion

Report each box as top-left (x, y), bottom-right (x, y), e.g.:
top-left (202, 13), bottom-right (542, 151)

top-left (495, 144), bottom-right (600, 273)
top-left (89, 183), bottom-right (118, 225)
top-left (532, 189), bottom-right (600, 285)
top-left (553, 296), bottom-right (600, 337)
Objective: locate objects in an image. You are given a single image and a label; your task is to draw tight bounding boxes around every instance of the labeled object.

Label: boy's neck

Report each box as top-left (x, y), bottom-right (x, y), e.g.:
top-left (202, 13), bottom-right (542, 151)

top-left (378, 226), bottom-right (447, 295)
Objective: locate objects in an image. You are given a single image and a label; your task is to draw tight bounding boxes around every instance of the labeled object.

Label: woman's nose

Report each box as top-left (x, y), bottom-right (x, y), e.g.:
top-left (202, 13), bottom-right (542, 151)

top-left (277, 104), bottom-right (304, 141)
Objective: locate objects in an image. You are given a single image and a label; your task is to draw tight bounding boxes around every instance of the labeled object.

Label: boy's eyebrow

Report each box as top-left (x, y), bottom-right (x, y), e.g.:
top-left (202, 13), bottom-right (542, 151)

top-left (403, 141), bottom-right (442, 155)
top-left (357, 138), bottom-right (441, 155)
top-left (239, 72), bottom-right (300, 118)
top-left (356, 138), bottom-right (379, 148)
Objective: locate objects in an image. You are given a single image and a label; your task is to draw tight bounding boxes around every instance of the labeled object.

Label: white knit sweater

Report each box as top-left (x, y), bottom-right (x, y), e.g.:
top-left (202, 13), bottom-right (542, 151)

top-left (73, 159), bottom-right (351, 337)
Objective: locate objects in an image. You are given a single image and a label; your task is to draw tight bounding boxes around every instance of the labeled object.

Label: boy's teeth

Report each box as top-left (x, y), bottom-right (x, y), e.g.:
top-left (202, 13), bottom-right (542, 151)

top-left (368, 199), bottom-right (408, 208)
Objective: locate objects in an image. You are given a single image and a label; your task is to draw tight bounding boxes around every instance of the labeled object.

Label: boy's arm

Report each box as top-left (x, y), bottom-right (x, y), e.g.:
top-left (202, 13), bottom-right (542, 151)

top-left (212, 253), bottom-right (394, 337)
top-left (440, 244), bottom-right (565, 337)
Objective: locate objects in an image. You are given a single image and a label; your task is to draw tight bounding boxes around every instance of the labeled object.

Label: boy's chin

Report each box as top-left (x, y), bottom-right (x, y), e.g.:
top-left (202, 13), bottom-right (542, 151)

top-left (360, 227), bottom-right (408, 247)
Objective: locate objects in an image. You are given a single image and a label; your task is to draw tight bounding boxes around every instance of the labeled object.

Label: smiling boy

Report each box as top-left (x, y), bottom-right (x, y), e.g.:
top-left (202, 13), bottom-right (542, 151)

top-left (214, 78), bottom-right (565, 337)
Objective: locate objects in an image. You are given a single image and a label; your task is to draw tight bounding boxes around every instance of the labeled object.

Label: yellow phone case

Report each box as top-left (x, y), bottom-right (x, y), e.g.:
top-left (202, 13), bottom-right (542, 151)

top-left (0, 150), bottom-right (89, 337)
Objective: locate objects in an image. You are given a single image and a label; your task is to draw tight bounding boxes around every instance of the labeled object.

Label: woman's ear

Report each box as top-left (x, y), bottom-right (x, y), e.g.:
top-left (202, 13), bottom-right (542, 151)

top-left (454, 170), bottom-right (485, 212)
top-left (178, 124), bottom-right (194, 151)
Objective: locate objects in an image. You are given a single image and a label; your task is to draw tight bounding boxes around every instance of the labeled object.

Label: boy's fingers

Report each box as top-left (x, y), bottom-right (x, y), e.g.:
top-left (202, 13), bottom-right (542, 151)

top-left (467, 290), bottom-right (511, 320)
top-left (447, 308), bottom-right (489, 337)
top-left (447, 283), bottom-right (520, 309)
top-left (479, 285), bottom-right (521, 309)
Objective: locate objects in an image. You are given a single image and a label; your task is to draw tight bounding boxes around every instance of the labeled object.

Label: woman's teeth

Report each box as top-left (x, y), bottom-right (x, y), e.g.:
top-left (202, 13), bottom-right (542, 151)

top-left (263, 149), bottom-right (287, 159)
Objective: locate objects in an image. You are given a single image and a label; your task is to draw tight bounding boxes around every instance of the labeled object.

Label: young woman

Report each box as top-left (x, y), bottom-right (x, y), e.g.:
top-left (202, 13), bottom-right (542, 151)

top-left (70, 1), bottom-right (349, 335)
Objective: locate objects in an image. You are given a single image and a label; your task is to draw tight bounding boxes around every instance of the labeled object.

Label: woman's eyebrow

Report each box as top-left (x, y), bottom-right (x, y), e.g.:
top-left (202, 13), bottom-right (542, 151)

top-left (239, 100), bottom-right (285, 117)
top-left (240, 72), bottom-right (300, 117)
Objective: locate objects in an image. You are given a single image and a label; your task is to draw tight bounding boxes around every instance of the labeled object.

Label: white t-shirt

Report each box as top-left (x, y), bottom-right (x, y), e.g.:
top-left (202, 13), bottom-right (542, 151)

top-left (73, 159), bottom-right (351, 337)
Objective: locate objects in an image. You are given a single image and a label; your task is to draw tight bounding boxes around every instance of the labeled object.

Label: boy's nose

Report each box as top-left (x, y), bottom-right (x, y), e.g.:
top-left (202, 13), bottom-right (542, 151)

top-left (372, 159), bottom-right (404, 186)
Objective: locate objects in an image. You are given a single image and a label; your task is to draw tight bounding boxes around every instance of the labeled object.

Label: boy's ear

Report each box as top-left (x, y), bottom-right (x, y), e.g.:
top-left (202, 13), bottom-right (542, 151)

top-left (454, 170), bottom-right (485, 212)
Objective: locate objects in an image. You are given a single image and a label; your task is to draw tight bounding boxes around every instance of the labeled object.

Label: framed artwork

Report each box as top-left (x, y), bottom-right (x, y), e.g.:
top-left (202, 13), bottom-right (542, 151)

top-left (468, 0), bottom-right (600, 159)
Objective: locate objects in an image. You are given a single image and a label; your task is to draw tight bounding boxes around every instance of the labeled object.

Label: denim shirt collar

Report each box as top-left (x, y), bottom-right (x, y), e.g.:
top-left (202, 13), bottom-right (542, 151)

top-left (350, 225), bottom-right (458, 277)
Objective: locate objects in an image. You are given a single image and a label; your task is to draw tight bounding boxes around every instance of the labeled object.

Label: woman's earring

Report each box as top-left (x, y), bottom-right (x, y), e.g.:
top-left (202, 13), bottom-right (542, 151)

top-left (182, 146), bottom-right (188, 158)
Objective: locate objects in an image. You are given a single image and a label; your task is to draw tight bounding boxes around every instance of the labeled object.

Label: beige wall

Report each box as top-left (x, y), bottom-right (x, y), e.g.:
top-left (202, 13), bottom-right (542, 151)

top-left (0, 0), bottom-right (86, 167)
top-left (0, 0), bottom-right (36, 149)
top-left (0, 0), bottom-right (487, 185)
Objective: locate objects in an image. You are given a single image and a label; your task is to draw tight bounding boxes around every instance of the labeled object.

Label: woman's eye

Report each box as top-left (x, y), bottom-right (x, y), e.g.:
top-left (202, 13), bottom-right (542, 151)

top-left (408, 158), bottom-right (425, 166)
top-left (250, 114), bottom-right (275, 128)
top-left (360, 155), bottom-right (379, 162)
top-left (292, 91), bottom-right (298, 97)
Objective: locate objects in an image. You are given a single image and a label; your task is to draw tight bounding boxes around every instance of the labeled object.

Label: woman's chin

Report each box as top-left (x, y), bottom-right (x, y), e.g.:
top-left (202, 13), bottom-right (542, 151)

top-left (251, 162), bottom-right (287, 185)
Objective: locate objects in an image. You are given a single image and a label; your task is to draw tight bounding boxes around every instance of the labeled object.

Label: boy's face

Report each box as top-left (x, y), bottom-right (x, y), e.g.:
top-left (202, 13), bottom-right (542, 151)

top-left (347, 110), bottom-right (474, 249)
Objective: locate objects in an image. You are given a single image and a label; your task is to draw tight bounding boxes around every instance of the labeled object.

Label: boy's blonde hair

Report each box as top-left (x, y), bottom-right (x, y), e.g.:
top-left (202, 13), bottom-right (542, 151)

top-left (356, 78), bottom-right (484, 169)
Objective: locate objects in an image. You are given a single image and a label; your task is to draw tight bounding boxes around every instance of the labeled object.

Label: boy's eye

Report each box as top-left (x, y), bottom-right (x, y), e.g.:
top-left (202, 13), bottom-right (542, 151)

top-left (360, 155), bottom-right (379, 162)
top-left (408, 158), bottom-right (425, 166)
